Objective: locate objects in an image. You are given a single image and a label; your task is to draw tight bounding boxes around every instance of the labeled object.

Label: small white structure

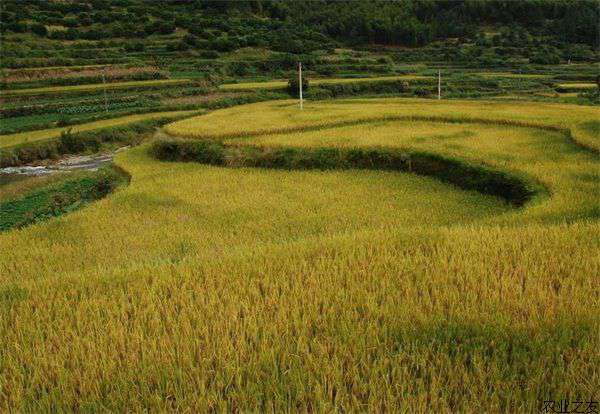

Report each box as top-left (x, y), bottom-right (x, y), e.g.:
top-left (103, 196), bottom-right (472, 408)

top-left (299, 62), bottom-right (303, 109)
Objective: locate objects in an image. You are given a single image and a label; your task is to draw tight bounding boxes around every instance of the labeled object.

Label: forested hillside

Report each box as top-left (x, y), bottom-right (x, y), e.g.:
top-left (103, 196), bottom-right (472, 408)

top-left (1, 0), bottom-right (598, 69)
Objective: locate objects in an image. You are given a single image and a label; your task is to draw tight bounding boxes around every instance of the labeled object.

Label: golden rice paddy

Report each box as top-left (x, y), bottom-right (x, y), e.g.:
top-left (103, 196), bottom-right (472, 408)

top-left (218, 75), bottom-right (431, 91)
top-left (1, 98), bottom-right (598, 411)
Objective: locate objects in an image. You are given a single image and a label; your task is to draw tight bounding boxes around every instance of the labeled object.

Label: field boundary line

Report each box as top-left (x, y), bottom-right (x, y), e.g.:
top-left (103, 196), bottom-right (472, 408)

top-left (151, 139), bottom-right (549, 208)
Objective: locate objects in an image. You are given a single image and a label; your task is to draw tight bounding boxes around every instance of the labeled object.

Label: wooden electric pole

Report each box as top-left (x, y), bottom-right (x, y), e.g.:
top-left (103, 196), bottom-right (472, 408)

top-left (437, 69), bottom-right (441, 100)
top-left (299, 62), bottom-right (303, 109)
top-left (102, 70), bottom-right (108, 113)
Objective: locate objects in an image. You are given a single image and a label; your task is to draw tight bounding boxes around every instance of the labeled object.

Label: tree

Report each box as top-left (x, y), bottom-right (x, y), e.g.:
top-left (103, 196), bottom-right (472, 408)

top-left (63, 17), bottom-right (78, 28)
top-left (5, 21), bottom-right (27, 33)
top-left (30, 23), bottom-right (47, 37)
top-left (288, 72), bottom-right (309, 97)
top-left (183, 34), bottom-right (198, 46)
top-left (65, 27), bottom-right (79, 40)
top-left (210, 36), bottom-right (237, 52)
top-left (529, 48), bottom-right (561, 65)
top-left (124, 42), bottom-right (145, 52)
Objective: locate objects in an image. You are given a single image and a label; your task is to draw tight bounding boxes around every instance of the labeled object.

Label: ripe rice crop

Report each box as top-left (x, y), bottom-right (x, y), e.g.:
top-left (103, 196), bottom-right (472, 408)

top-left (219, 75), bottom-right (432, 91)
top-left (0, 79), bottom-right (191, 97)
top-left (473, 72), bottom-right (550, 79)
top-left (166, 98), bottom-right (600, 151)
top-left (2, 66), bottom-right (166, 85)
top-left (0, 110), bottom-right (197, 148)
top-left (556, 83), bottom-right (597, 90)
top-left (1, 98), bottom-right (598, 411)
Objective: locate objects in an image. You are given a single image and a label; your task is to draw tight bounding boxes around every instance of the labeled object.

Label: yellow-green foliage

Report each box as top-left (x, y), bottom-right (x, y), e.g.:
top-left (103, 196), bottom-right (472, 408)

top-left (230, 119), bottom-right (595, 223)
top-left (166, 98), bottom-right (600, 151)
top-left (0, 110), bottom-right (197, 148)
top-left (556, 82), bottom-right (597, 90)
top-left (474, 72), bottom-right (549, 79)
top-left (0, 79), bottom-right (191, 97)
top-left (1, 98), bottom-right (598, 411)
top-left (219, 75), bottom-right (432, 91)
top-left (0, 172), bottom-right (71, 201)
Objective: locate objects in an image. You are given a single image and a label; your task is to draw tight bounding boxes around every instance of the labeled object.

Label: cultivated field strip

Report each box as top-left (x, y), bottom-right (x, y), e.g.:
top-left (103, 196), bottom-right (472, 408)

top-left (152, 138), bottom-right (544, 207)
top-left (0, 110), bottom-right (197, 148)
top-left (165, 98), bottom-right (600, 152)
top-left (219, 75), bottom-right (432, 91)
top-left (0, 78), bottom-right (192, 97)
top-left (160, 99), bottom-right (599, 225)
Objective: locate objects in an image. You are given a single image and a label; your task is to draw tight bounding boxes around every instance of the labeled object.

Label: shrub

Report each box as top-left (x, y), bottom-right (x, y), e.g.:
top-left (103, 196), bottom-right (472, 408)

top-left (529, 50), bottom-right (561, 65)
top-left (305, 87), bottom-right (333, 100)
top-left (30, 23), bottom-right (48, 37)
top-left (309, 80), bottom-right (410, 98)
top-left (287, 73), bottom-right (309, 97)
top-left (0, 166), bottom-right (128, 232)
top-left (210, 36), bottom-right (238, 52)
top-left (414, 88), bottom-right (432, 97)
top-left (124, 42), bottom-right (145, 52)
top-left (183, 34), bottom-right (198, 46)
top-left (199, 50), bottom-right (219, 59)
top-left (151, 140), bottom-right (537, 206)
top-left (0, 119), bottom-right (175, 168)
top-left (5, 21), bottom-right (27, 33)
top-left (56, 117), bottom-right (71, 127)
top-left (316, 65), bottom-right (335, 76)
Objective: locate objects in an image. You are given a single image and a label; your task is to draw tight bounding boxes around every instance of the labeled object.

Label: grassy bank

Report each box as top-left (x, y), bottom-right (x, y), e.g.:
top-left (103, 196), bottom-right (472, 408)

top-left (152, 139), bottom-right (540, 206)
top-left (0, 165), bottom-right (128, 231)
top-left (0, 110), bottom-right (197, 149)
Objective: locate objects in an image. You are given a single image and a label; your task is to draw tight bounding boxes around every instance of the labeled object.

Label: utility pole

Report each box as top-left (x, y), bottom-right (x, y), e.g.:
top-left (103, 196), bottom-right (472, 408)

top-left (102, 70), bottom-right (108, 114)
top-left (437, 69), bottom-right (441, 100)
top-left (299, 62), bottom-right (303, 110)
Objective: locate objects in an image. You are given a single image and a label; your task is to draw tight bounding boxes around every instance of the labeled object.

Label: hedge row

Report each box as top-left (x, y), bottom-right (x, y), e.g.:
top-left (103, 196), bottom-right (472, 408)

top-left (151, 139), bottom-right (543, 207)
top-left (0, 165), bottom-right (129, 231)
top-left (0, 119), bottom-right (164, 168)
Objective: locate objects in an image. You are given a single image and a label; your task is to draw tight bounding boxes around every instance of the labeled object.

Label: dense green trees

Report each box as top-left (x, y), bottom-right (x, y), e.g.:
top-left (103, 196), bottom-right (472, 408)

top-left (279, 0), bottom-right (598, 48)
top-left (0, 0), bottom-right (597, 55)
top-left (288, 73), bottom-right (309, 97)
top-left (30, 23), bottom-right (48, 37)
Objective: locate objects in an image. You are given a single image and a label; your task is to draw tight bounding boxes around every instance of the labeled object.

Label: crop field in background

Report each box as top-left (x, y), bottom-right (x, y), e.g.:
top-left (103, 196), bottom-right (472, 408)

top-left (0, 110), bottom-right (197, 148)
top-left (219, 75), bottom-right (433, 91)
top-left (166, 98), bottom-right (600, 150)
top-left (1, 98), bottom-right (598, 411)
top-left (473, 72), bottom-right (550, 78)
top-left (556, 82), bottom-right (597, 90)
top-left (0, 78), bottom-right (192, 97)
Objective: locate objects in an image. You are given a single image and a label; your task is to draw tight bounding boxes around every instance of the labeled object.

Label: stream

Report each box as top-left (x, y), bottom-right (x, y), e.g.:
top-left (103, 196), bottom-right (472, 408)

top-left (0, 147), bottom-right (129, 186)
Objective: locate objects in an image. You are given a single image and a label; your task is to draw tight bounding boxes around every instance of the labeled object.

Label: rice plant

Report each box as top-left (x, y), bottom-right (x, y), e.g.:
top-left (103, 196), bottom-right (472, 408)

top-left (0, 98), bottom-right (598, 412)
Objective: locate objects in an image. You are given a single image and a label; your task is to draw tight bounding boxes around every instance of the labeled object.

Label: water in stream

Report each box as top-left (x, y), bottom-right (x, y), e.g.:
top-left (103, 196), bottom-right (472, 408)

top-left (0, 148), bottom-right (128, 187)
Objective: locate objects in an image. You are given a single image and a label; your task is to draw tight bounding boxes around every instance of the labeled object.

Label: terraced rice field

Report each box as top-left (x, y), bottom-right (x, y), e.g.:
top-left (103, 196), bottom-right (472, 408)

top-left (219, 75), bottom-right (432, 91)
top-left (0, 110), bottom-right (197, 148)
top-left (0, 78), bottom-right (192, 97)
top-left (556, 82), bottom-right (597, 90)
top-left (1, 98), bottom-right (598, 411)
top-left (166, 98), bottom-right (600, 150)
top-left (473, 72), bottom-right (550, 78)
